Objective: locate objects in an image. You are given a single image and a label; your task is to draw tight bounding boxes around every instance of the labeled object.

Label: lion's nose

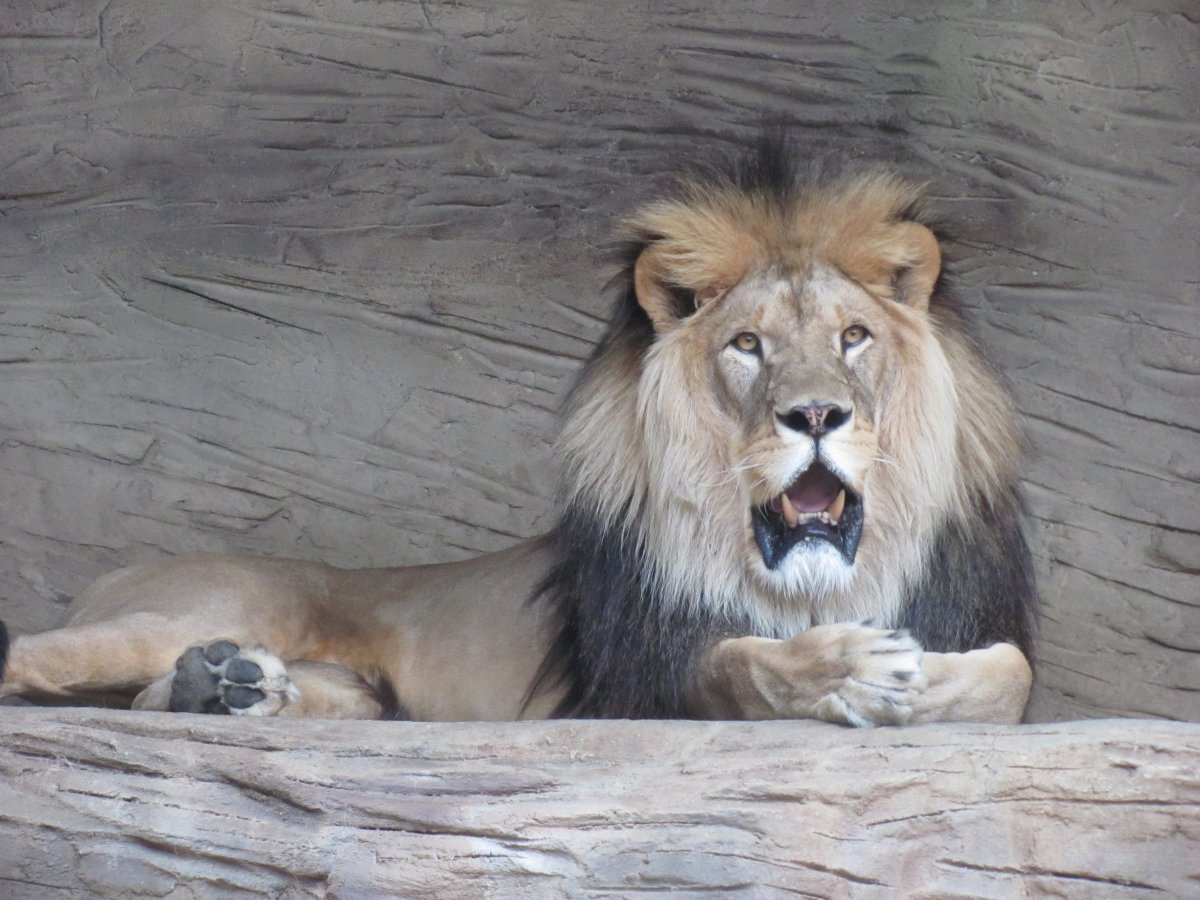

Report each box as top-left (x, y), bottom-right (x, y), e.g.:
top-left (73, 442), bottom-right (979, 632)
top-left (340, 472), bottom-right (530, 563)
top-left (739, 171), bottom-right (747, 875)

top-left (776, 403), bottom-right (850, 437)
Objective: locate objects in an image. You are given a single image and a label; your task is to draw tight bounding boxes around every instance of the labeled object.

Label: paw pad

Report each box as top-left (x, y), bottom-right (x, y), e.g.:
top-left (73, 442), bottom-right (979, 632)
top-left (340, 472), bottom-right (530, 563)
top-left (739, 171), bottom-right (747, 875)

top-left (169, 640), bottom-right (297, 716)
top-left (203, 640), bottom-right (239, 666)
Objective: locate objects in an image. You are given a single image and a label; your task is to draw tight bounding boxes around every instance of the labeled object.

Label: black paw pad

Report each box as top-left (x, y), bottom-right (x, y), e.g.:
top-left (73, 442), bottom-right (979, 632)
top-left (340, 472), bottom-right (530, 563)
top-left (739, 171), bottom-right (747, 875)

top-left (225, 658), bottom-right (264, 685)
top-left (204, 640), bottom-right (240, 665)
top-left (223, 685), bottom-right (267, 709)
top-left (170, 647), bottom-right (221, 713)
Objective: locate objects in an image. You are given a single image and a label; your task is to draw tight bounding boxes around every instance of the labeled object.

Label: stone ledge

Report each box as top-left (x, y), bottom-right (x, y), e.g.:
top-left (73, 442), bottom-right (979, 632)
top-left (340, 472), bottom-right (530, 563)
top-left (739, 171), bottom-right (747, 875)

top-left (0, 709), bottom-right (1196, 897)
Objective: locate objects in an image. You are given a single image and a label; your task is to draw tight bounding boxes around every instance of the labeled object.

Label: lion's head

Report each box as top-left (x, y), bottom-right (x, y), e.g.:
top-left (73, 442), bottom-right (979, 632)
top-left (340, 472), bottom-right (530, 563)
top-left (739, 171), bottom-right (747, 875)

top-left (555, 142), bottom-right (1021, 642)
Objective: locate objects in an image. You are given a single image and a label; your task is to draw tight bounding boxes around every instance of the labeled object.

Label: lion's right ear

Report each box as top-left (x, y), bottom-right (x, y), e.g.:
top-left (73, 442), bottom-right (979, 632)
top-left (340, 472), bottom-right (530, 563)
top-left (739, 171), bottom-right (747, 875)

top-left (633, 246), bottom-right (726, 333)
top-left (633, 246), bottom-right (688, 333)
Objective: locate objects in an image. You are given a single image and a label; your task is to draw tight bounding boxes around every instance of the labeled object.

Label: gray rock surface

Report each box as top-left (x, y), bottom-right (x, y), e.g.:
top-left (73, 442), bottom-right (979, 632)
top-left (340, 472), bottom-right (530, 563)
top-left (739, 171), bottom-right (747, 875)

top-left (1, 709), bottom-right (1197, 897)
top-left (1, 0), bottom-right (1197, 723)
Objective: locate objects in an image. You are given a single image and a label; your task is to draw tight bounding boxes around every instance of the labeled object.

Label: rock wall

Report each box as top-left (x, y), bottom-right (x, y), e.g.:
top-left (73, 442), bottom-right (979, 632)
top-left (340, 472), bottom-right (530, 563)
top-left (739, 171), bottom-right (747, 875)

top-left (1, 0), bottom-right (1197, 722)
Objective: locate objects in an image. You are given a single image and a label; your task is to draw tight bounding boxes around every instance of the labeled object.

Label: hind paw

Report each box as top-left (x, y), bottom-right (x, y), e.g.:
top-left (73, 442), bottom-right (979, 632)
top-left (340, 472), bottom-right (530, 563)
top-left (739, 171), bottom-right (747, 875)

top-left (169, 640), bottom-right (298, 716)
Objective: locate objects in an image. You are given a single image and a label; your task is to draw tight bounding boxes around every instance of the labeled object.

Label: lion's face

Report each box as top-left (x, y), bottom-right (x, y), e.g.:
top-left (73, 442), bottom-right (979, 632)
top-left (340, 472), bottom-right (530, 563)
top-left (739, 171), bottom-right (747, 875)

top-left (647, 259), bottom-right (932, 598)
top-left (621, 173), bottom-right (956, 618)
top-left (710, 267), bottom-right (882, 583)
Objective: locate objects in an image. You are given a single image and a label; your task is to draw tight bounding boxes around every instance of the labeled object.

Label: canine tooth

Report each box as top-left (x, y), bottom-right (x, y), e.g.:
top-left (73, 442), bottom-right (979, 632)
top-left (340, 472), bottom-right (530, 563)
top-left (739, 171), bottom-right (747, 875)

top-left (781, 493), bottom-right (800, 528)
top-left (828, 489), bottom-right (846, 524)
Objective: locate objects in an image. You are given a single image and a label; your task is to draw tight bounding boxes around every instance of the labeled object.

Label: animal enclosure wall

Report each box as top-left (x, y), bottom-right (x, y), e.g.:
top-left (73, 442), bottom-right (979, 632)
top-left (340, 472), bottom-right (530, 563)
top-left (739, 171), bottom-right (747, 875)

top-left (1, 0), bottom-right (1197, 726)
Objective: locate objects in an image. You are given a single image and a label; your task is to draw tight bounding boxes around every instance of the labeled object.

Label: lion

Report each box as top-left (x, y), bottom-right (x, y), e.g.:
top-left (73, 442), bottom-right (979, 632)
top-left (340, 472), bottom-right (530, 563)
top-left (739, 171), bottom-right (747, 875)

top-left (0, 139), bottom-right (1036, 726)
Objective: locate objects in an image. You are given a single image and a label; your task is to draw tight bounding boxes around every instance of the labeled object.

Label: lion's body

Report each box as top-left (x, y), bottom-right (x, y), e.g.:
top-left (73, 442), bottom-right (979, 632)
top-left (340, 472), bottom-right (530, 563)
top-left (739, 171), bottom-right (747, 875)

top-left (1, 139), bottom-right (1036, 726)
top-left (7, 545), bottom-right (560, 720)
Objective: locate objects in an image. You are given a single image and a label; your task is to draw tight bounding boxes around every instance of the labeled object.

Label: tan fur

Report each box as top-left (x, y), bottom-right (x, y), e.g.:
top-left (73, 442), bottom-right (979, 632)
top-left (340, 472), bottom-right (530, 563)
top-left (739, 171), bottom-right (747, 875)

top-left (1, 169), bottom-right (1032, 725)
top-left (3, 546), bottom-right (562, 720)
top-left (692, 631), bottom-right (1031, 726)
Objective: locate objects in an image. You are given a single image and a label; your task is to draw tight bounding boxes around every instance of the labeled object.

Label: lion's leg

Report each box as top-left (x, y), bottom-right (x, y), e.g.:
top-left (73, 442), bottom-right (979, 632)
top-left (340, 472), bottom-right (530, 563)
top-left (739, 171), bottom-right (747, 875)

top-left (132, 641), bottom-right (386, 720)
top-left (690, 622), bottom-right (927, 726)
top-left (907, 643), bottom-right (1032, 725)
top-left (692, 625), bottom-right (1033, 726)
top-left (0, 614), bottom-right (204, 702)
top-left (280, 661), bottom-right (387, 719)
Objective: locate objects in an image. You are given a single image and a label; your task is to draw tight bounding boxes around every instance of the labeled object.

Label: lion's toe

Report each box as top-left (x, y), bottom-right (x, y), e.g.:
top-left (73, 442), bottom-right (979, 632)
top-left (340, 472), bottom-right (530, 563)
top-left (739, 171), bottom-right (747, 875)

top-left (217, 646), bottom-right (298, 717)
top-left (814, 688), bottom-right (912, 728)
top-left (202, 640), bottom-right (240, 666)
top-left (222, 683), bottom-right (268, 710)
top-left (168, 644), bottom-right (228, 714)
top-left (814, 622), bottom-right (927, 727)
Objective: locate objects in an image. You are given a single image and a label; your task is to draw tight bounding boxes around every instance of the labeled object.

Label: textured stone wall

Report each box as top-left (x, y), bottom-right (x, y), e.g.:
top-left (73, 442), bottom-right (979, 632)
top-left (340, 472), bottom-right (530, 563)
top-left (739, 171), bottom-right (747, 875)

top-left (1, 0), bottom-right (1197, 722)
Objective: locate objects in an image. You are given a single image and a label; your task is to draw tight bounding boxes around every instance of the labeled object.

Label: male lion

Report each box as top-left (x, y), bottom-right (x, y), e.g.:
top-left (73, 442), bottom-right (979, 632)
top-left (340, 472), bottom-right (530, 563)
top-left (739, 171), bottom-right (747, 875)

top-left (0, 140), bottom-right (1036, 726)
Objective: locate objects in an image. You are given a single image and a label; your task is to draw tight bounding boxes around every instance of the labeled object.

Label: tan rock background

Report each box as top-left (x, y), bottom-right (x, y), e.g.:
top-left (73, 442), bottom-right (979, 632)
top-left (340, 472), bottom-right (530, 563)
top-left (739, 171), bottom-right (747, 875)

top-left (1, 0), bottom-right (1197, 723)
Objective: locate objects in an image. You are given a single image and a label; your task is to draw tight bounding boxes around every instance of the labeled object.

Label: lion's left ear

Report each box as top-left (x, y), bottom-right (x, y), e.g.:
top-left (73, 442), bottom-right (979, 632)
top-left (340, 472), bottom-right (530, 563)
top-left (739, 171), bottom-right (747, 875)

top-left (891, 222), bottom-right (942, 311)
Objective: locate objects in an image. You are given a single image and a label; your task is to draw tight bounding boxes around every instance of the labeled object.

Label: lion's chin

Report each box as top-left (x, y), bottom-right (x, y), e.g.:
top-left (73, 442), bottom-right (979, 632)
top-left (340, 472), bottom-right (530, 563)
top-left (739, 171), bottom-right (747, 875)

top-left (751, 463), bottom-right (864, 570)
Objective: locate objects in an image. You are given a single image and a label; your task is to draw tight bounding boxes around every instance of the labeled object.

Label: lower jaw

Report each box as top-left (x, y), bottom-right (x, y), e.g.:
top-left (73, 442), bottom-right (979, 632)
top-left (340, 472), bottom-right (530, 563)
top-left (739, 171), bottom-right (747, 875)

top-left (751, 500), bottom-right (863, 570)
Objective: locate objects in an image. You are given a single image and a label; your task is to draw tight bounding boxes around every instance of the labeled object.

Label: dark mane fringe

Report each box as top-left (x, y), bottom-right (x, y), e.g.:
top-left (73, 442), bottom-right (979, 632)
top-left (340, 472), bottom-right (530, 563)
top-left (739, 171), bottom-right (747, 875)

top-left (902, 492), bottom-right (1037, 661)
top-left (722, 128), bottom-right (809, 203)
top-left (528, 505), bottom-right (749, 718)
top-left (693, 131), bottom-right (932, 225)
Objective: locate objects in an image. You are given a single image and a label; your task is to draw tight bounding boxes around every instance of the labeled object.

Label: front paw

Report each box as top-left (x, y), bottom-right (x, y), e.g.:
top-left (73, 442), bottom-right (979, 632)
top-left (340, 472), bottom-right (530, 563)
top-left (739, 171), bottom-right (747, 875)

top-left (803, 622), bottom-right (927, 727)
top-left (908, 643), bottom-right (1033, 725)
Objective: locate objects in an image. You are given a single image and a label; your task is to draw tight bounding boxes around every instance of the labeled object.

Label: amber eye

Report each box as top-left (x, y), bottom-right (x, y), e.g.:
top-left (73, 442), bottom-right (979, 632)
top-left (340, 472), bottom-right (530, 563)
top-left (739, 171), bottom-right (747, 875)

top-left (842, 325), bottom-right (870, 349)
top-left (732, 332), bottom-right (760, 354)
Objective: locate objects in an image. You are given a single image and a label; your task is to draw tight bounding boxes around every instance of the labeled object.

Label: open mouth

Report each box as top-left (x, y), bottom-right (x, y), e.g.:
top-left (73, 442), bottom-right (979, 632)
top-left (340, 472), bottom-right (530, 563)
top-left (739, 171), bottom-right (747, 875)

top-left (751, 463), bottom-right (864, 570)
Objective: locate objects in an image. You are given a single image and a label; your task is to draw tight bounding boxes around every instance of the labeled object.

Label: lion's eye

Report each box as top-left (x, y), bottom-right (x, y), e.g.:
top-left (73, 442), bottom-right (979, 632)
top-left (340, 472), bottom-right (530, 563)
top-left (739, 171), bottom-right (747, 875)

top-left (732, 332), bottom-right (760, 354)
top-left (842, 325), bottom-right (870, 349)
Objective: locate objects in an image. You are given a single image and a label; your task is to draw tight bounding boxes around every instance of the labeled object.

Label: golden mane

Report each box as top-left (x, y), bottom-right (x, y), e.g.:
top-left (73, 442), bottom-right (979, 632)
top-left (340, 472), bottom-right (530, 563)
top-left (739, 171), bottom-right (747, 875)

top-left (627, 169), bottom-right (933, 304)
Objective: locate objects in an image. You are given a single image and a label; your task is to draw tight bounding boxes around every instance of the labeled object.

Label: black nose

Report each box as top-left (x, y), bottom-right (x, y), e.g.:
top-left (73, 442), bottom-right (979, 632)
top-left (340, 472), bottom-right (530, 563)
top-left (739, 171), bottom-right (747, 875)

top-left (777, 403), bottom-right (850, 437)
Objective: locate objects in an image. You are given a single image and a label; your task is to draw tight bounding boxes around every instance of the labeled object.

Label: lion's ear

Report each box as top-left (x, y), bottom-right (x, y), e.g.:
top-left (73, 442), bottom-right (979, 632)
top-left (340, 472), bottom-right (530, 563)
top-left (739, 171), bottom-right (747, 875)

top-left (633, 246), bottom-right (690, 333)
top-left (633, 247), bottom-right (728, 333)
top-left (891, 222), bottom-right (942, 311)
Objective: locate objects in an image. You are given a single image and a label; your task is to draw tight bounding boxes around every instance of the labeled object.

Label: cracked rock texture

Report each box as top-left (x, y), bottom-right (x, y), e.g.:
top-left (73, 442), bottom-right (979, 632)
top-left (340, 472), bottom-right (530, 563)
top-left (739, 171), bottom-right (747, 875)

top-left (0, 1), bottom-right (1197, 726)
top-left (0, 710), bottom-right (1197, 897)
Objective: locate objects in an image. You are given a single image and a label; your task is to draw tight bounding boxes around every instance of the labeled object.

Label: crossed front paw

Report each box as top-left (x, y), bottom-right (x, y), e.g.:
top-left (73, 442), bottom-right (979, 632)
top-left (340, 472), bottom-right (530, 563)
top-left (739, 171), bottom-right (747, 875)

top-left (800, 621), bottom-right (927, 727)
top-left (169, 640), bottom-right (299, 716)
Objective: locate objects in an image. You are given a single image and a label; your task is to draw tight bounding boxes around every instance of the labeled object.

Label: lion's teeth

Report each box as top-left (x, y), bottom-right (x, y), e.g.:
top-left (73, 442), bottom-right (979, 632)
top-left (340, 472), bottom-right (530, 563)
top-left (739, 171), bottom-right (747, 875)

top-left (828, 488), bottom-right (846, 524)
top-left (781, 492), bottom-right (800, 528)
